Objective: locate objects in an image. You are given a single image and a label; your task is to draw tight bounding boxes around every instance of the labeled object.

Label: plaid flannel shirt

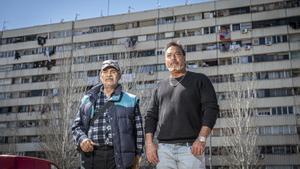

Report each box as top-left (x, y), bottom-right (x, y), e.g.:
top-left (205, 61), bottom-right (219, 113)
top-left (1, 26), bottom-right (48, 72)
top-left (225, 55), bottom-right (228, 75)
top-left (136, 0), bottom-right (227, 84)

top-left (89, 86), bottom-right (144, 154)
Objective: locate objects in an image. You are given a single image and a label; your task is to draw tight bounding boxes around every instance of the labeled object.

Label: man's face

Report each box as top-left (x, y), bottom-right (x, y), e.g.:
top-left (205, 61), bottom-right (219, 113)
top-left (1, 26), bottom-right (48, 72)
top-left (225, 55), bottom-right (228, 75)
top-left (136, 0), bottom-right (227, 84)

top-left (165, 46), bottom-right (186, 72)
top-left (100, 67), bottom-right (120, 88)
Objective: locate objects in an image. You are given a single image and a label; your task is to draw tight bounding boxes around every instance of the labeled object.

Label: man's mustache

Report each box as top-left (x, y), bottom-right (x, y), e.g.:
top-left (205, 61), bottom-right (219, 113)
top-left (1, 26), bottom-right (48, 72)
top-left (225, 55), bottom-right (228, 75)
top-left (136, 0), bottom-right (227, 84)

top-left (169, 62), bottom-right (180, 65)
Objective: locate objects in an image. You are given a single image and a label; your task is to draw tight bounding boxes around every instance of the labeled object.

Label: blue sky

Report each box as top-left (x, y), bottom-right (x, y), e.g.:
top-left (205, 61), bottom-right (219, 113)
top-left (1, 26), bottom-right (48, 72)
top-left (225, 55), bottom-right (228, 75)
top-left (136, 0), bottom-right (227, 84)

top-left (0, 0), bottom-right (209, 30)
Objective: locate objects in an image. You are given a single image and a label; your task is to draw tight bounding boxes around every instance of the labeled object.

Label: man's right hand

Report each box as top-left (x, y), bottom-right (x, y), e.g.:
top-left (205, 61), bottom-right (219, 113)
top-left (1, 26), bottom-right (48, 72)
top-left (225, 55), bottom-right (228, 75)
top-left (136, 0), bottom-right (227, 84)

top-left (145, 142), bottom-right (159, 164)
top-left (80, 139), bottom-right (96, 152)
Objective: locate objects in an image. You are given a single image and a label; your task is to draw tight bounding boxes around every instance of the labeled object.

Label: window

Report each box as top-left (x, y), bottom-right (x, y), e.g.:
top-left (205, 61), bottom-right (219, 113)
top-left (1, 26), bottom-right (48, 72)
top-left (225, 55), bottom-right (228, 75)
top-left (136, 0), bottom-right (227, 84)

top-left (0, 122), bottom-right (8, 128)
top-left (101, 25), bottom-right (114, 32)
top-left (0, 136), bottom-right (8, 144)
top-left (31, 90), bottom-right (43, 97)
top-left (266, 37), bottom-right (273, 45)
top-left (19, 105), bottom-right (29, 112)
top-left (260, 145), bottom-right (298, 155)
top-left (146, 34), bottom-right (156, 41)
top-left (156, 64), bottom-right (166, 71)
top-left (240, 22), bottom-right (252, 31)
top-left (203, 27), bottom-right (209, 34)
top-left (288, 106), bottom-right (294, 114)
top-left (239, 56), bottom-right (252, 64)
top-left (211, 128), bottom-right (221, 136)
top-left (277, 107), bottom-right (282, 115)
top-left (203, 12), bottom-right (214, 19)
top-left (187, 14), bottom-right (195, 21)
top-left (229, 7), bottom-right (250, 15)
top-left (140, 19), bottom-right (155, 27)
top-left (270, 106), bottom-right (295, 116)
top-left (232, 24), bottom-right (240, 31)
top-left (87, 70), bottom-right (98, 77)
top-left (290, 34), bottom-right (300, 42)
top-left (156, 49), bottom-right (163, 56)
top-left (186, 45), bottom-right (196, 52)
top-left (291, 51), bottom-right (300, 60)
top-left (286, 0), bottom-right (300, 8)
top-left (257, 108), bottom-right (271, 116)
top-left (21, 77), bottom-right (30, 83)
top-left (273, 146), bottom-right (285, 154)
top-left (253, 18), bottom-right (287, 29)
top-left (158, 16), bottom-right (174, 24)
top-left (210, 26), bottom-right (216, 33)
top-left (259, 37), bottom-right (265, 45)
top-left (187, 62), bottom-right (198, 69)
top-left (165, 32), bottom-right (174, 38)
top-left (0, 78), bottom-right (11, 85)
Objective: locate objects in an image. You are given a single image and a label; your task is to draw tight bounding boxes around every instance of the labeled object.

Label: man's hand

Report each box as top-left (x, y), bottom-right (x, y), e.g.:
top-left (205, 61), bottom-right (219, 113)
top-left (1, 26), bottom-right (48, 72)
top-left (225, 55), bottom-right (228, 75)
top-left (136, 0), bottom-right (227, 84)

top-left (131, 156), bottom-right (141, 169)
top-left (191, 139), bottom-right (206, 156)
top-left (146, 142), bottom-right (159, 164)
top-left (80, 139), bottom-right (96, 152)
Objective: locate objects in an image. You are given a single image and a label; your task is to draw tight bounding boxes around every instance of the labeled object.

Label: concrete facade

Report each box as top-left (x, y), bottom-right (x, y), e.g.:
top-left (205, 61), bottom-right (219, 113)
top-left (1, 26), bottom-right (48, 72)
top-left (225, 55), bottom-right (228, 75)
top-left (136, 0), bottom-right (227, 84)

top-left (0, 0), bottom-right (300, 168)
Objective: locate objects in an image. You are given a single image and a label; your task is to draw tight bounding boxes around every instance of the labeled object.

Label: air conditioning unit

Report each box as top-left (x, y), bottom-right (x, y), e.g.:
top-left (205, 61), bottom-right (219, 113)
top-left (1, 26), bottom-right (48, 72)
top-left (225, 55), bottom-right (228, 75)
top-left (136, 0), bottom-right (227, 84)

top-left (245, 45), bottom-right (251, 50)
top-left (242, 29), bottom-right (248, 34)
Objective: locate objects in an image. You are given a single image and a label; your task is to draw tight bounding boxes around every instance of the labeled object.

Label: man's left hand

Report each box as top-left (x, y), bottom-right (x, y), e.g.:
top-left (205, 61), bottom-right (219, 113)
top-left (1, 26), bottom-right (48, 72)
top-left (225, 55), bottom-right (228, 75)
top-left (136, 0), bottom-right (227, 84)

top-left (191, 140), bottom-right (206, 156)
top-left (131, 156), bottom-right (141, 169)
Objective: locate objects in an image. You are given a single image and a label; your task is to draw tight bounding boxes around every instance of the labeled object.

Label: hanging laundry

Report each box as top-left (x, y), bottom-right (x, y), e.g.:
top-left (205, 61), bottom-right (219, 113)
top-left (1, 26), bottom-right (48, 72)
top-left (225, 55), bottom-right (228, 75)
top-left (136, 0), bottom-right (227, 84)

top-left (219, 27), bottom-right (231, 42)
top-left (43, 47), bottom-right (55, 60)
top-left (37, 36), bottom-right (47, 46)
top-left (220, 43), bottom-right (230, 52)
top-left (289, 22), bottom-right (300, 29)
top-left (44, 48), bottom-right (52, 70)
top-left (49, 46), bottom-right (56, 56)
top-left (42, 47), bottom-right (47, 56)
top-left (219, 31), bottom-right (231, 41)
top-left (45, 47), bottom-right (50, 57)
top-left (229, 44), bottom-right (241, 52)
top-left (126, 36), bottom-right (137, 48)
top-left (41, 46), bottom-right (53, 71)
top-left (14, 51), bottom-right (21, 60)
top-left (289, 17), bottom-right (300, 29)
top-left (46, 60), bottom-right (52, 70)
top-left (46, 54), bottom-right (51, 62)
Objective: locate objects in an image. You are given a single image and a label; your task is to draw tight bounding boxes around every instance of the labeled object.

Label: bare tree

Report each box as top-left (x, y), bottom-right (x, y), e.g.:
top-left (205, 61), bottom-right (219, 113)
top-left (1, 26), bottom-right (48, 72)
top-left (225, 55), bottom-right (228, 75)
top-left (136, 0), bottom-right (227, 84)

top-left (119, 50), bottom-right (156, 113)
top-left (221, 67), bottom-right (261, 169)
top-left (119, 41), bottom-right (157, 168)
top-left (39, 45), bottom-right (88, 169)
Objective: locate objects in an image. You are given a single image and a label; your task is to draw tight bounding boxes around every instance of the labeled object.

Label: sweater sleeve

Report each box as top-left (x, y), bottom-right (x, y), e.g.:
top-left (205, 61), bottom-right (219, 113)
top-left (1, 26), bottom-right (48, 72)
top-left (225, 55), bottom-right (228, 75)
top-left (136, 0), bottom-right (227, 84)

top-left (144, 87), bottom-right (159, 134)
top-left (200, 75), bottom-right (219, 129)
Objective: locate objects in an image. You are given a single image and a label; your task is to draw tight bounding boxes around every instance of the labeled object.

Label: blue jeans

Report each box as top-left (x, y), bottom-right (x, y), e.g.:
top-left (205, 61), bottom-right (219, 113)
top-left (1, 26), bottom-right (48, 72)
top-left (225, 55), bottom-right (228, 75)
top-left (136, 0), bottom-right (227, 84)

top-left (156, 143), bottom-right (205, 169)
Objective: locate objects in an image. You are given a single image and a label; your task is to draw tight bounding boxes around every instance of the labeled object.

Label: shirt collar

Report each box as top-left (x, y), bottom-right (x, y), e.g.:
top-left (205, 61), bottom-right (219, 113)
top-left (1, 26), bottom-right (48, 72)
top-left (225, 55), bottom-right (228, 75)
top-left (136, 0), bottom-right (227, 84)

top-left (99, 84), bottom-right (122, 102)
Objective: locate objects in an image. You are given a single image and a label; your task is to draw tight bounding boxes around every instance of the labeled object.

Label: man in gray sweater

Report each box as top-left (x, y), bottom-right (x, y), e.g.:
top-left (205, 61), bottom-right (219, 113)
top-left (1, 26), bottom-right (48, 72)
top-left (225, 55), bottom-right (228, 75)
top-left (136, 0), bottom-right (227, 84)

top-left (145, 41), bottom-right (219, 169)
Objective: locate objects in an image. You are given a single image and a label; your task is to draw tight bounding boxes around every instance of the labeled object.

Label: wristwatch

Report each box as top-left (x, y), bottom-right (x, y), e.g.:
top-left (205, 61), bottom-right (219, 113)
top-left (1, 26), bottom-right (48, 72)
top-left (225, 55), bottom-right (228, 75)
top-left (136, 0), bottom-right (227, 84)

top-left (198, 136), bottom-right (206, 143)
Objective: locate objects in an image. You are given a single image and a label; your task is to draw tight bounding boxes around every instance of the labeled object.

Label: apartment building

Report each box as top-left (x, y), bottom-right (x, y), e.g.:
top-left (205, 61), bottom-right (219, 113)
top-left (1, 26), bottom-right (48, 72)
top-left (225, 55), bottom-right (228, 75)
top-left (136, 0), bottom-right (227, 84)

top-left (0, 0), bottom-right (300, 168)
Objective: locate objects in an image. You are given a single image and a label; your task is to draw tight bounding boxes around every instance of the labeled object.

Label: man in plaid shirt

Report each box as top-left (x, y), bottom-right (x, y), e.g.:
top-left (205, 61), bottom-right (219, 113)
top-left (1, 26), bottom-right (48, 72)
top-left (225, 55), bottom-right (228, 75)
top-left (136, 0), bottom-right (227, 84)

top-left (72, 60), bottom-right (144, 169)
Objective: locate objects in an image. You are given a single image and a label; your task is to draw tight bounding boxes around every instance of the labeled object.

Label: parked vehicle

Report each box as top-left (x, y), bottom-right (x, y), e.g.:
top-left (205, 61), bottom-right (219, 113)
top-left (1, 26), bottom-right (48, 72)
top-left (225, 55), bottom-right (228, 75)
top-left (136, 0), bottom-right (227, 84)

top-left (0, 155), bottom-right (59, 169)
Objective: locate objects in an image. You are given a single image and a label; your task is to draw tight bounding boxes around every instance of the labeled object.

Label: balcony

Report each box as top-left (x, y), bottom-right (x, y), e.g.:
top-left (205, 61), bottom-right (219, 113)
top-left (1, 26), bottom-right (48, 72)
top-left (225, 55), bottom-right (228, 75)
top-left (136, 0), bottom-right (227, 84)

top-left (252, 9), bottom-right (287, 22)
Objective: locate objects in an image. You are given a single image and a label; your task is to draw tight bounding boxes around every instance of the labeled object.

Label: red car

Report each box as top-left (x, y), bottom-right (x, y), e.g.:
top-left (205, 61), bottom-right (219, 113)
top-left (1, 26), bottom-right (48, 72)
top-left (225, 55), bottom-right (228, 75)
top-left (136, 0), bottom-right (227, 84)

top-left (0, 155), bottom-right (59, 169)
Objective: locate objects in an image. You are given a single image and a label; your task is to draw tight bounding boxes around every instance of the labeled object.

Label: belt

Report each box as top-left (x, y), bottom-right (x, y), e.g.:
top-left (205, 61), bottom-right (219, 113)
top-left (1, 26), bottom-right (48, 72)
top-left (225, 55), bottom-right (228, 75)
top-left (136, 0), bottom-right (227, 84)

top-left (93, 145), bottom-right (114, 151)
top-left (159, 142), bottom-right (193, 146)
top-left (174, 142), bottom-right (193, 146)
